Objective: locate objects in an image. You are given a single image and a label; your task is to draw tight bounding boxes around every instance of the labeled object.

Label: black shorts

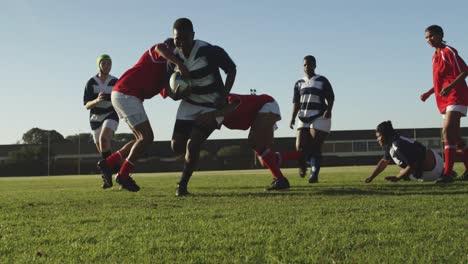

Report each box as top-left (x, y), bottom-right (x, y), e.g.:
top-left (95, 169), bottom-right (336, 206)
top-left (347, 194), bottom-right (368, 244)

top-left (172, 119), bottom-right (221, 139)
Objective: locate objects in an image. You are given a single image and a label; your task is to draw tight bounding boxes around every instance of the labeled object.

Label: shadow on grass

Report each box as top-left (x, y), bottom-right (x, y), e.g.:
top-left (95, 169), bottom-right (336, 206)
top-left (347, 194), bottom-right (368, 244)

top-left (190, 183), bottom-right (467, 197)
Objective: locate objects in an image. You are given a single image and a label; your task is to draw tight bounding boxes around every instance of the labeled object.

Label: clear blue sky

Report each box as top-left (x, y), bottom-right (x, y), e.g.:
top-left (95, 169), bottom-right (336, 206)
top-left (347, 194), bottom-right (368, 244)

top-left (1, 0), bottom-right (467, 144)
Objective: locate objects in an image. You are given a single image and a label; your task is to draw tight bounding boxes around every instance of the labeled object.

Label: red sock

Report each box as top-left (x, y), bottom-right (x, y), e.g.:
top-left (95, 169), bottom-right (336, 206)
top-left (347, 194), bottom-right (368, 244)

top-left (257, 148), bottom-right (284, 179)
top-left (444, 142), bottom-right (456, 175)
top-left (105, 151), bottom-right (122, 169)
top-left (277, 151), bottom-right (302, 164)
top-left (119, 159), bottom-right (135, 180)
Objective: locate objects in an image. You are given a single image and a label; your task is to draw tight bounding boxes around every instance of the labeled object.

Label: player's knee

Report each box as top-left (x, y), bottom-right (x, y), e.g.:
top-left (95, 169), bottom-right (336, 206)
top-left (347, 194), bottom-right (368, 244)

top-left (171, 139), bottom-right (185, 155)
top-left (100, 137), bottom-right (111, 151)
top-left (186, 139), bottom-right (201, 155)
top-left (141, 131), bottom-right (154, 144)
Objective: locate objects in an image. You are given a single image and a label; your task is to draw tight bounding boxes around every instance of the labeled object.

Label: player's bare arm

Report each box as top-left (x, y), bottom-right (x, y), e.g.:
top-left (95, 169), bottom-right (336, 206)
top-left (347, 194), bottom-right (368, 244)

top-left (216, 69), bottom-right (237, 107)
top-left (439, 70), bottom-right (468, 96)
top-left (385, 165), bottom-right (413, 182)
top-left (155, 43), bottom-right (190, 78)
top-left (290, 103), bottom-right (299, 129)
top-left (365, 158), bottom-right (390, 183)
top-left (420, 87), bottom-right (434, 102)
top-left (84, 92), bottom-right (105, 110)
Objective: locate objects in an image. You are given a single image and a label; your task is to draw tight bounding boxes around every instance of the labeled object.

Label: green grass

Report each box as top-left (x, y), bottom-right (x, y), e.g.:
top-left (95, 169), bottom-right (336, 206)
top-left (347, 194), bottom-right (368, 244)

top-left (0, 165), bottom-right (467, 263)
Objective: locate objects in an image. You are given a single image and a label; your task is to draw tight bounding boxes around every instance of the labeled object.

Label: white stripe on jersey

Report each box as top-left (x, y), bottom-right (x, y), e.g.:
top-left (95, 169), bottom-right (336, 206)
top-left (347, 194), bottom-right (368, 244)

top-left (299, 75), bottom-right (324, 118)
top-left (92, 75), bottom-right (115, 109)
top-left (175, 40), bottom-right (219, 104)
top-left (389, 144), bottom-right (403, 166)
top-left (148, 48), bottom-right (156, 63)
top-left (446, 46), bottom-right (461, 73)
top-left (191, 74), bottom-right (215, 87)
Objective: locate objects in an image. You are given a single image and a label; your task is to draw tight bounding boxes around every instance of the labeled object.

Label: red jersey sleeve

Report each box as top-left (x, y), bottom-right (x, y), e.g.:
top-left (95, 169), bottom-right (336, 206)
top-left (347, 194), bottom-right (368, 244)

top-left (445, 46), bottom-right (468, 76)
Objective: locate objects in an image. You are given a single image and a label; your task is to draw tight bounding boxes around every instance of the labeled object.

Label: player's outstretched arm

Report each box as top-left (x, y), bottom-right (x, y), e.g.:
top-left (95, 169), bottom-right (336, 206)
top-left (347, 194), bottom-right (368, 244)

top-left (155, 43), bottom-right (190, 78)
top-left (420, 88), bottom-right (434, 102)
top-left (365, 159), bottom-right (390, 183)
top-left (385, 165), bottom-right (413, 182)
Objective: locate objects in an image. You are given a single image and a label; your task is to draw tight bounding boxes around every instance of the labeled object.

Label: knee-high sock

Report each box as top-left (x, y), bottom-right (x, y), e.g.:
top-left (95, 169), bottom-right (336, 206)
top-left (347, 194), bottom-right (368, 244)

top-left (444, 142), bottom-right (456, 175)
top-left (257, 148), bottom-right (285, 179)
top-left (275, 151), bottom-right (302, 166)
top-left (310, 156), bottom-right (322, 178)
top-left (179, 163), bottom-right (193, 186)
top-left (105, 151), bottom-right (122, 169)
top-left (118, 159), bottom-right (135, 180)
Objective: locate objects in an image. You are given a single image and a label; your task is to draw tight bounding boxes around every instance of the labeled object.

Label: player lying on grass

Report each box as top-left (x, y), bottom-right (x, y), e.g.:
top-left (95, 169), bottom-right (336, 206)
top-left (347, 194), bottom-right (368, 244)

top-left (197, 93), bottom-right (306, 191)
top-left (97, 38), bottom-right (189, 192)
top-left (365, 121), bottom-right (444, 183)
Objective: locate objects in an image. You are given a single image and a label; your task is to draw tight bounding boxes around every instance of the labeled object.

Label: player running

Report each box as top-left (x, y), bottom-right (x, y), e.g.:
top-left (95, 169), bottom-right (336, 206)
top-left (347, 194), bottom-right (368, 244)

top-left (169, 18), bottom-right (237, 196)
top-left (97, 39), bottom-right (188, 192)
top-left (420, 25), bottom-right (468, 183)
top-left (83, 54), bottom-right (119, 188)
top-left (289, 55), bottom-right (335, 183)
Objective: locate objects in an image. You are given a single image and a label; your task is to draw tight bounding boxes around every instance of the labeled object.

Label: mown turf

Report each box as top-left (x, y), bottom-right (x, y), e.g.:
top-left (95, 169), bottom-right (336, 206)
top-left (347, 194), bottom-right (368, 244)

top-left (0, 165), bottom-right (467, 263)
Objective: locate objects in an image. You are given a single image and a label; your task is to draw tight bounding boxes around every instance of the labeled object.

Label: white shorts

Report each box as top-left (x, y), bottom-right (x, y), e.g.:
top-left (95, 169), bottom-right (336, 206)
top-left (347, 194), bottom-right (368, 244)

top-left (92, 119), bottom-right (118, 143)
top-left (111, 91), bottom-right (148, 128)
top-left (443, 105), bottom-right (467, 118)
top-left (259, 101), bottom-right (281, 130)
top-left (297, 116), bottom-right (331, 133)
top-left (176, 100), bottom-right (216, 120)
top-left (409, 149), bottom-right (444, 181)
top-left (259, 101), bottom-right (282, 118)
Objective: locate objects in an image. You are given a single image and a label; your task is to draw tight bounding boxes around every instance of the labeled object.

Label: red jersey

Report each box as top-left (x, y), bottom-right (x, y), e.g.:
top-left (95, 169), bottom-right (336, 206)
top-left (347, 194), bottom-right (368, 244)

top-left (432, 45), bottom-right (468, 113)
top-left (113, 44), bottom-right (168, 101)
top-left (223, 94), bottom-right (274, 130)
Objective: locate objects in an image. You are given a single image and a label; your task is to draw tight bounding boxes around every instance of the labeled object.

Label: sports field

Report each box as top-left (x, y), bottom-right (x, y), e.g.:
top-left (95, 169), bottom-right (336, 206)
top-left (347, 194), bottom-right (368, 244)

top-left (0, 165), bottom-right (467, 263)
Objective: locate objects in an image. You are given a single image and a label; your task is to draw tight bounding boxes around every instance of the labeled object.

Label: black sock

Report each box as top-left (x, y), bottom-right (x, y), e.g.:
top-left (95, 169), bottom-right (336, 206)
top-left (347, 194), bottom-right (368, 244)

top-left (179, 164), bottom-right (193, 186)
top-left (101, 151), bottom-right (111, 159)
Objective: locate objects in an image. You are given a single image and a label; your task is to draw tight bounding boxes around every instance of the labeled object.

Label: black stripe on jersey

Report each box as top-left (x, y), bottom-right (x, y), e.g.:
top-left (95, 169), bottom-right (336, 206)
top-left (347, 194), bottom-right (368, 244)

top-left (300, 87), bottom-right (325, 97)
top-left (91, 106), bottom-right (115, 115)
top-left (189, 66), bottom-right (212, 79)
top-left (108, 78), bottom-right (118, 86)
top-left (90, 112), bottom-right (119, 130)
top-left (300, 102), bottom-right (325, 111)
top-left (191, 83), bottom-right (219, 95)
top-left (298, 113), bottom-right (324, 123)
top-left (185, 98), bottom-right (217, 108)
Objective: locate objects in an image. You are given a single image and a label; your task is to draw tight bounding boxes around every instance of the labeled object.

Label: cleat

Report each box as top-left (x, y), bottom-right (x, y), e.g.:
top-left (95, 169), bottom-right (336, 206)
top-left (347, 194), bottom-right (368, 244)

top-left (265, 177), bottom-right (290, 191)
top-left (435, 174), bottom-right (454, 184)
top-left (308, 165), bottom-right (318, 183)
top-left (115, 174), bottom-right (140, 192)
top-left (308, 175), bottom-right (318, 183)
top-left (175, 183), bottom-right (190, 196)
top-left (97, 160), bottom-right (113, 189)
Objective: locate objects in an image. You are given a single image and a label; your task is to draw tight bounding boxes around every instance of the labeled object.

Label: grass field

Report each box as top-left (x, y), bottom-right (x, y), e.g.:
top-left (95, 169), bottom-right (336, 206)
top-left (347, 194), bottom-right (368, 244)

top-left (0, 165), bottom-right (467, 263)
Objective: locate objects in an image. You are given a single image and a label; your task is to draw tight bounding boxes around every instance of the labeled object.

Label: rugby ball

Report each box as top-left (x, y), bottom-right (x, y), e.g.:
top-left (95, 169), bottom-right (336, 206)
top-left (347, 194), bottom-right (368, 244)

top-left (169, 71), bottom-right (192, 100)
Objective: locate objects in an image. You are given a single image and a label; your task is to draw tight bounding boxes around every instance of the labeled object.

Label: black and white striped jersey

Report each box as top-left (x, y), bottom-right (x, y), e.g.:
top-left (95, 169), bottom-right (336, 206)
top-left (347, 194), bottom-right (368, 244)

top-left (383, 136), bottom-right (426, 168)
top-left (170, 40), bottom-right (236, 107)
top-left (83, 74), bottom-right (119, 130)
top-left (293, 74), bottom-right (334, 123)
